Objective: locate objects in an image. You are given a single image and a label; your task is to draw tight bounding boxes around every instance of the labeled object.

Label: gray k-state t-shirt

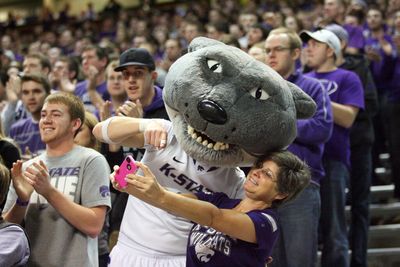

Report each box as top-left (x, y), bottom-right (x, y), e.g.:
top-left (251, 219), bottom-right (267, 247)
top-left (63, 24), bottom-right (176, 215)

top-left (4, 145), bottom-right (111, 267)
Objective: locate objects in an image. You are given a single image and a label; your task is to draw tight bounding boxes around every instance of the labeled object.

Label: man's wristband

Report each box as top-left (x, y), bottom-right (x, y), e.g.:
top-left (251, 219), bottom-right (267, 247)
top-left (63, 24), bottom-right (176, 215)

top-left (16, 198), bottom-right (29, 207)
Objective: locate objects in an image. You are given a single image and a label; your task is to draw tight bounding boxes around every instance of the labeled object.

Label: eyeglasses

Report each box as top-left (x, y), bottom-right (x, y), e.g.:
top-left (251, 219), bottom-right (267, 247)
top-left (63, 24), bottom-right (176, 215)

top-left (254, 167), bottom-right (278, 183)
top-left (122, 69), bottom-right (148, 79)
top-left (265, 46), bottom-right (291, 55)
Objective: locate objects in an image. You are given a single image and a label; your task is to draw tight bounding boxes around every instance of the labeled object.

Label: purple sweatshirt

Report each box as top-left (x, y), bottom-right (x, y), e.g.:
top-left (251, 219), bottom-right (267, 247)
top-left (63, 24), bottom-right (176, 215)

top-left (363, 31), bottom-right (397, 93)
top-left (9, 117), bottom-right (45, 155)
top-left (287, 71), bottom-right (333, 184)
top-left (75, 80), bottom-right (109, 114)
top-left (306, 68), bottom-right (365, 169)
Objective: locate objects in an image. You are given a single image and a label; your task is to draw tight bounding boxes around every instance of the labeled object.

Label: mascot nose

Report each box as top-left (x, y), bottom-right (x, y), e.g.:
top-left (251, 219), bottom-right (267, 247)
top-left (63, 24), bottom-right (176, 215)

top-left (197, 99), bottom-right (227, 124)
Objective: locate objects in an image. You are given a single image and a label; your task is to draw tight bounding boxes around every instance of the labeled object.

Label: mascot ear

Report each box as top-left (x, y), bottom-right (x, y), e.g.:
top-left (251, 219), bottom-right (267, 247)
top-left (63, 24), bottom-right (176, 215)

top-left (188, 37), bottom-right (224, 52)
top-left (287, 81), bottom-right (317, 119)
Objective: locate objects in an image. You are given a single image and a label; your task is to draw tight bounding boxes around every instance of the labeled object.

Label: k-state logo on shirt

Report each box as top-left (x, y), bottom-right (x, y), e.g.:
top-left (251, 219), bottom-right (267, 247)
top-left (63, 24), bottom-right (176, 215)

top-left (319, 79), bottom-right (338, 95)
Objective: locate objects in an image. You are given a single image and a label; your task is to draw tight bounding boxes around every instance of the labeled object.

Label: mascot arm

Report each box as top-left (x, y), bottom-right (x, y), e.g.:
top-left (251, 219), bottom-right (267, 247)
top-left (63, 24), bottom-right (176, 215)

top-left (93, 117), bottom-right (145, 148)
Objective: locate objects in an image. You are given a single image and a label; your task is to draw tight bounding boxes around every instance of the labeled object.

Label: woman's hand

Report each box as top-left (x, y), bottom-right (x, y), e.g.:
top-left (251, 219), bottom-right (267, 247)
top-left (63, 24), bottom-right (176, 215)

top-left (109, 165), bottom-right (123, 192)
top-left (125, 162), bottom-right (166, 202)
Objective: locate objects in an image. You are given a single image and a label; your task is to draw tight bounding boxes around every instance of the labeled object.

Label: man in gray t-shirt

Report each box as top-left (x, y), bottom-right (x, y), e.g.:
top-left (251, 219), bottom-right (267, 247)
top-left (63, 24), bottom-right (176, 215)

top-left (3, 92), bottom-right (111, 267)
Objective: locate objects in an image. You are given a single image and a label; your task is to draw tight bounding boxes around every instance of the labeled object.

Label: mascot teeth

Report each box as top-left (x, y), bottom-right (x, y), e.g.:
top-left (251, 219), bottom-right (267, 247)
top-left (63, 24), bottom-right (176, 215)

top-left (187, 125), bottom-right (229, 151)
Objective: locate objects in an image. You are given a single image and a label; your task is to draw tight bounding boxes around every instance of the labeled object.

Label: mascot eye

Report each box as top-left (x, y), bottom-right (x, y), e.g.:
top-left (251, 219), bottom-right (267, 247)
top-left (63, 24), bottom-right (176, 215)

top-left (207, 59), bottom-right (222, 73)
top-left (250, 87), bottom-right (270, 100)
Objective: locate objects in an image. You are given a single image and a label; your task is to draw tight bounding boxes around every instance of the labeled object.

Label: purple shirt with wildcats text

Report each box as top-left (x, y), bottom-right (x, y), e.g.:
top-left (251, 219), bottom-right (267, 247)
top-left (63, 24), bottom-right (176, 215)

top-left (306, 68), bottom-right (364, 169)
top-left (287, 71), bottom-right (333, 185)
top-left (186, 192), bottom-right (279, 267)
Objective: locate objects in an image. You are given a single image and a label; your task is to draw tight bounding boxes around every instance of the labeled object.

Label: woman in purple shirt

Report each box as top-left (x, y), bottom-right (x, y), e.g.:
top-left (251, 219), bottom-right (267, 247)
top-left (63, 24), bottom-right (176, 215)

top-left (112, 150), bottom-right (310, 267)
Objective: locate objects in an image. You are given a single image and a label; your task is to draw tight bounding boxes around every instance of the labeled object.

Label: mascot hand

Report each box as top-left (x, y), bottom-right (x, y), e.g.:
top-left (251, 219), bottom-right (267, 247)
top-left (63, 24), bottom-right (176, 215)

top-left (143, 119), bottom-right (168, 149)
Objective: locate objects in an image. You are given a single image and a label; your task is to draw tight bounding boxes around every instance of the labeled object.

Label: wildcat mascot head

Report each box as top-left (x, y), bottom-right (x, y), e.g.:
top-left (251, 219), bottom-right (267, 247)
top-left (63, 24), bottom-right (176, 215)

top-left (163, 37), bottom-right (316, 167)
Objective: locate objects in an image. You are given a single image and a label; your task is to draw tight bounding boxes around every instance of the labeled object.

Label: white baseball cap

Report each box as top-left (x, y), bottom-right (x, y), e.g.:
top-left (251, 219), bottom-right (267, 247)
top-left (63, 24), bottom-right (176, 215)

top-left (300, 29), bottom-right (341, 58)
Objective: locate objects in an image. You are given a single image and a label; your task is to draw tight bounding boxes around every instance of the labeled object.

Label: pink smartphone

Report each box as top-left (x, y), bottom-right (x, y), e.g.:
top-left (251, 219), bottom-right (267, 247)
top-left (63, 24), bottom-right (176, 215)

top-left (114, 156), bottom-right (138, 188)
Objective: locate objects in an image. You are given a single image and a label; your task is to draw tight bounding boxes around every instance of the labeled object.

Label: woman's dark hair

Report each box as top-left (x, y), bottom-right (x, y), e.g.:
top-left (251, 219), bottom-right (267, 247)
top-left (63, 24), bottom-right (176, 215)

top-left (254, 150), bottom-right (311, 208)
top-left (0, 163), bottom-right (10, 205)
top-left (0, 71), bottom-right (9, 87)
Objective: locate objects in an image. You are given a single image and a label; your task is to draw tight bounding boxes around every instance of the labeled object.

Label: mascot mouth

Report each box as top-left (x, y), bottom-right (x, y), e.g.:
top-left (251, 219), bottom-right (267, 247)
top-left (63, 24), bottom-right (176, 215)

top-left (187, 125), bottom-right (230, 151)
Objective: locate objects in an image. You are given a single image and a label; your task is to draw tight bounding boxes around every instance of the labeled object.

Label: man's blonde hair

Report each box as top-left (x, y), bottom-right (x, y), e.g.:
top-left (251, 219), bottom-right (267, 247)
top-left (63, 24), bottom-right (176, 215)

top-left (268, 27), bottom-right (302, 50)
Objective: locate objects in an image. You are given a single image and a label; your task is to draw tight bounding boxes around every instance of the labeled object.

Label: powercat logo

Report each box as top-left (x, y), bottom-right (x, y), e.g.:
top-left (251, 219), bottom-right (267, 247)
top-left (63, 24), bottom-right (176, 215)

top-left (159, 163), bottom-right (214, 193)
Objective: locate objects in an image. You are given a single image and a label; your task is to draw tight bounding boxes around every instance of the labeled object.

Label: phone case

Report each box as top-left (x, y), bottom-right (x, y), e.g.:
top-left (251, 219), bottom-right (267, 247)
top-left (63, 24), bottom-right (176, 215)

top-left (114, 155), bottom-right (137, 188)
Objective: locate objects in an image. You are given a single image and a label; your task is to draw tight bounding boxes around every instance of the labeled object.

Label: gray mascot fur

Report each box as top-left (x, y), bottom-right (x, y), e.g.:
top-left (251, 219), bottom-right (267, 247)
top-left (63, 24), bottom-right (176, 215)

top-left (163, 37), bottom-right (316, 167)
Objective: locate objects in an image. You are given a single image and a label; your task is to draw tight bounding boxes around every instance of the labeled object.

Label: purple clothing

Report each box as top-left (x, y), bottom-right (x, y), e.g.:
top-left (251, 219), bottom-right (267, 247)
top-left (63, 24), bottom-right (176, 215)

top-left (186, 192), bottom-right (278, 267)
top-left (75, 80), bottom-right (109, 114)
top-left (143, 86), bottom-right (164, 114)
top-left (306, 68), bottom-right (365, 169)
top-left (343, 24), bottom-right (365, 51)
top-left (389, 58), bottom-right (400, 102)
top-left (9, 117), bottom-right (45, 155)
top-left (363, 31), bottom-right (397, 92)
top-left (287, 71), bottom-right (333, 184)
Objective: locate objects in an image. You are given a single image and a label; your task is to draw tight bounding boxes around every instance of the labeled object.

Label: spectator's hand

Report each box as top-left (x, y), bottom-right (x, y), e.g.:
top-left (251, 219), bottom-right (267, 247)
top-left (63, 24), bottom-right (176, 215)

top-left (11, 160), bottom-right (34, 202)
top-left (48, 72), bottom-right (57, 84)
top-left (59, 75), bottom-right (76, 93)
top-left (24, 161), bottom-right (54, 197)
top-left (0, 100), bottom-right (6, 112)
top-left (5, 75), bottom-right (21, 104)
top-left (365, 46), bottom-right (381, 62)
top-left (87, 65), bottom-right (99, 91)
top-left (116, 100), bottom-right (143, 118)
top-left (125, 162), bottom-right (166, 201)
top-left (378, 36), bottom-right (393, 56)
top-left (143, 120), bottom-right (168, 149)
top-left (100, 100), bottom-right (112, 121)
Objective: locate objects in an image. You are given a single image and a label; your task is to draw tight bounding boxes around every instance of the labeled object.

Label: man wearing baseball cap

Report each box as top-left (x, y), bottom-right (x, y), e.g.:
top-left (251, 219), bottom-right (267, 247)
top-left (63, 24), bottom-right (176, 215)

top-left (113, 48), bottom-right (168, 120)
top-left (301, 29), bottom-right (365, 267)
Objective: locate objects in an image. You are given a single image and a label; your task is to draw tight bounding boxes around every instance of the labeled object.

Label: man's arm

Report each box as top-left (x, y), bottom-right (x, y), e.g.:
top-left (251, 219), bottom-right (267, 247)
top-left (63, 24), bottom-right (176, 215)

top-left (3, 160), bottom-right (34, 224)
top-left (43, 189), bottom-right (107, 238)
top-left (24, 161), bottom-right (107, 238)
top-left (331, 102), bottom-right (359, 128)
top-left (295, 82), bottom-right (333, 144)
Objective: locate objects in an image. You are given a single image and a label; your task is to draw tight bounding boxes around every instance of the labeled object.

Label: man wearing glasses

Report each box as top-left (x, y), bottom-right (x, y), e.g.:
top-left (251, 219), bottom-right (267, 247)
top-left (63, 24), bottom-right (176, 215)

top-left (265, 27), bottom-right (333, 267)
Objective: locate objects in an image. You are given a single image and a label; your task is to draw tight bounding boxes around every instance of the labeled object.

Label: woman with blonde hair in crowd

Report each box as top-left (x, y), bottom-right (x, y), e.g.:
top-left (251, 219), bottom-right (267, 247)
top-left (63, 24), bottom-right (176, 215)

top-left (74, 111), bottom-right (100, 152)
top-left (87, 60), bottom-right (127, 121)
